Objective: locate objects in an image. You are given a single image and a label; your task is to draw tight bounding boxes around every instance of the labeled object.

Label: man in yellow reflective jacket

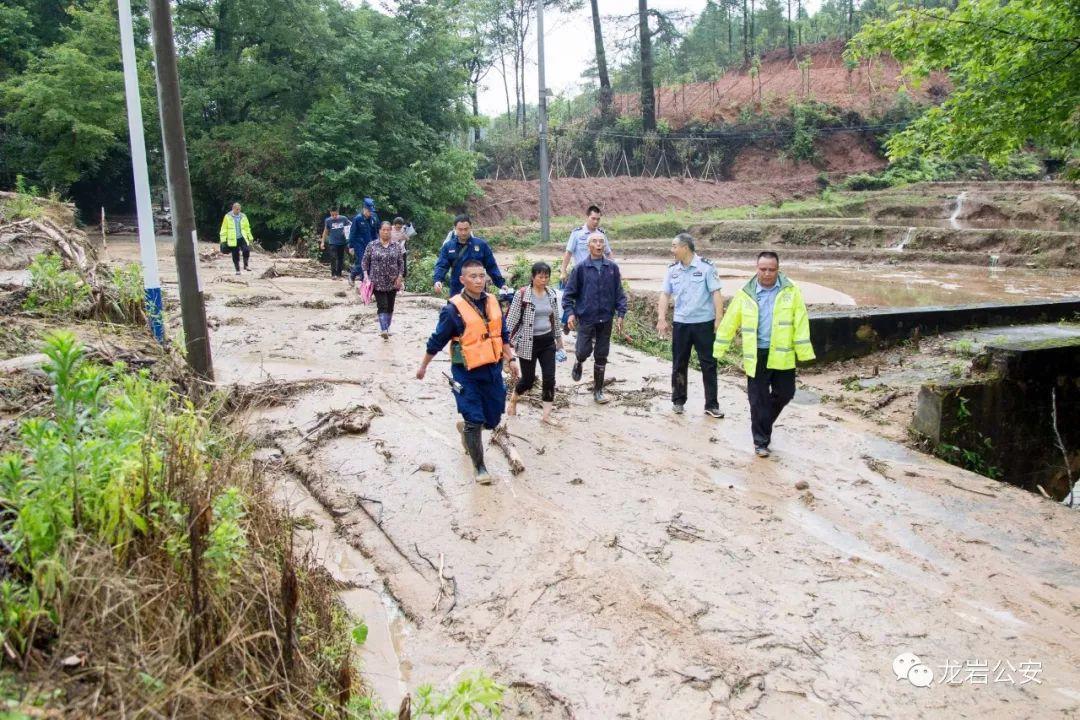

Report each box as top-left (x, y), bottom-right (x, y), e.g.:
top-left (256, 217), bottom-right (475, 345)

top-left (219, 202), bottom-right (253, 275)
top-left (713, 251), bottom-right (815, 457)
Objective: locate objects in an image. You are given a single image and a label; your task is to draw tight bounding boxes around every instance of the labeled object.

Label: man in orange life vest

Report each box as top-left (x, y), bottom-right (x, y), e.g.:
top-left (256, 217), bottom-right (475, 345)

top-left (416, 259), bottom-right (520, 483)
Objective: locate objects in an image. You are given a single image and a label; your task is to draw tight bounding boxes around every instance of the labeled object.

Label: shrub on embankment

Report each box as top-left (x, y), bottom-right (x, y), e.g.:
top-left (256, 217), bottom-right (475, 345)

top-left (0, 331), bottom-right (360, 716)
top-left (0, 328), bottom-right (509, 717)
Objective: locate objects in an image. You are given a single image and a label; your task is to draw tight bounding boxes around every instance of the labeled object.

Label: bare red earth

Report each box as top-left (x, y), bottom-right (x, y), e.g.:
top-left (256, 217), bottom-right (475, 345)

top-left (612, 41), bottom-right (948, 127)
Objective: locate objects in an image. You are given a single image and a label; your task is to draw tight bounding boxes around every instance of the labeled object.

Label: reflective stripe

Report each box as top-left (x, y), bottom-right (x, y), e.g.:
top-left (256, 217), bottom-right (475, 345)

top-left (778, 321), bottom-right (792, 326)
top-left (741, 326), bottom-right (755, 332)
top-left (795, 339), bottom-right (812, 344)
top-left (743, 354), bottom-right (756, 359)
top-left (773, 347), bottom-right (793, 352)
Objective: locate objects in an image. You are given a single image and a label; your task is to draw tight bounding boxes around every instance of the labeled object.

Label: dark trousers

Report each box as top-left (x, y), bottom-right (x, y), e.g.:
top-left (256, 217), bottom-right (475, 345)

top-left (374, 289), bottom-right (397, 315)
top-left (349, 247), bottom-right (365, 281)
top-left (451, 362), bottom-right (505, 430)
top-left (329, 245), bottom-right (346, 277)
top-left (672, 320), bottom-right (718, 410)
top-left (574, 319), bottom-right (613, 367)
top-left (516, 333), bottom-right (556, 402)
top-left (230, 236), bottom-right (250, 271)
top-left (747, 348), bottom-right (796, 448)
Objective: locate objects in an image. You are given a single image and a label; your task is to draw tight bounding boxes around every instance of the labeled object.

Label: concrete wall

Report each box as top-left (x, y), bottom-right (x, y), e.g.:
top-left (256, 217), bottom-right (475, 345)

top-left (912, 337), bottom-right (1080, 499)
top-left (809, 299), bottom-right (1080, 363)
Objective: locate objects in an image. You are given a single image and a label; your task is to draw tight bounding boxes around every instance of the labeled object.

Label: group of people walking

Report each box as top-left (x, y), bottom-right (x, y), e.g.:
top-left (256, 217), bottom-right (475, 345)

top-left (221, 200), bottom-right (815, 484)
top-left (417, 204), bottom-right (815, 482)
top-left (221, 199), bottom-right (415, 338)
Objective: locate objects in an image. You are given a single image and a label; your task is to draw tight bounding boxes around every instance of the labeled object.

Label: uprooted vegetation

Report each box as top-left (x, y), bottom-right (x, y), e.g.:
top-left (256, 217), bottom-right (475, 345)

top-left (0, 331), bottom-right (507, 718)
top-left (0, 332), bottom-right (358, 716)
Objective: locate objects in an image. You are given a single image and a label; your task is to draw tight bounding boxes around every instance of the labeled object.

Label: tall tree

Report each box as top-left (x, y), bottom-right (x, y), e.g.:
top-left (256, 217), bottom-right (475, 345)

top-left (638, 0), bottom-right (656, 131)
top-left (589, 0), bottom-right (612, 118)
top-left (787, 0), bottom-right (793, 56)
top-left (742, 0), bottom-right (750, 62)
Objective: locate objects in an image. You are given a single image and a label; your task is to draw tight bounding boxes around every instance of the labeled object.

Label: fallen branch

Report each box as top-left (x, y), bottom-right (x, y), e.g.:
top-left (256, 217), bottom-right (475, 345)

top-left (1050, 388), bottom-right (1075, 508)
top-left (302, 405), bottom-right (382, 445)
top-left (871, 391), bottom-right (900, 410)
top-left (489, 424), bottom-right (525, 475)
top-left (943, 479), bottom-right (997, 498)
top-left (413, 543), bottom-right (458, 616)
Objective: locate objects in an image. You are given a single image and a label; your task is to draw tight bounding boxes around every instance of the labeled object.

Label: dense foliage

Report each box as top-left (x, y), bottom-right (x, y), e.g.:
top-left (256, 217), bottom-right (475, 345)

top-left (849, 0), bottom-right (1080, 173)
top-left (0, 0), bottom-right (479, 243)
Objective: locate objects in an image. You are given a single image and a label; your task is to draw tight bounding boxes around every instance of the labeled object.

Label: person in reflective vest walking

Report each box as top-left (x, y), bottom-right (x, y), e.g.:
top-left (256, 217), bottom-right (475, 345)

top-left (417, 260), bottom-right (520, 483)
top-left (713, 251), bottom-right (815, 457)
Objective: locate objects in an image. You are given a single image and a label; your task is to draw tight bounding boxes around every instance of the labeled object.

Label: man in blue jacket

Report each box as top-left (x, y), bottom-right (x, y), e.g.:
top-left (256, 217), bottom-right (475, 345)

top-left (563, 232), bottom-right (627, 404)
top-left (433, 214), bottom-right (507, 297)
top-left (348, 198), bottom-right (379, 285)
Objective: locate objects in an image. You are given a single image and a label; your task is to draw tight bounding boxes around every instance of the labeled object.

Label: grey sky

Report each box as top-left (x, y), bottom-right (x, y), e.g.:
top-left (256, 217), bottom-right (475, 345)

top-left (477, 0), bottom-right (704, 116)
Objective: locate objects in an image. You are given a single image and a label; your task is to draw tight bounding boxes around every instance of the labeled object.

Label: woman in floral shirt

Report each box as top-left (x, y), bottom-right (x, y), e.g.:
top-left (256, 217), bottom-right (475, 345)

top-left (362, 221), bottom-right (405, 339)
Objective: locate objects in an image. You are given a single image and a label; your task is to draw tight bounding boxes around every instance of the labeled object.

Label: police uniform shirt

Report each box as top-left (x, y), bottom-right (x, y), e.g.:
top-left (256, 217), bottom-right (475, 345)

top-left (565, 225), bottom-right (612, 267)
top-left (662, 255), bottom-right (722, 324)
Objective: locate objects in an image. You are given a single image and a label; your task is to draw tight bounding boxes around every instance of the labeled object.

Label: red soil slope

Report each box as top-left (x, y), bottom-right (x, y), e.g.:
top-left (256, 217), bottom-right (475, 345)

top-left (612, 41), bottom-right (947, 127)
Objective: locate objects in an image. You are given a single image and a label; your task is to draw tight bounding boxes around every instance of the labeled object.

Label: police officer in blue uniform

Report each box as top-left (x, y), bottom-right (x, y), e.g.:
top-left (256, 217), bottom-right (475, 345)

top-left (417, 259), bottom-right (520, 484)
top-left (656, 233), bottom-right (725, 418)
top-left (432, 214), bottom-right (507, 297)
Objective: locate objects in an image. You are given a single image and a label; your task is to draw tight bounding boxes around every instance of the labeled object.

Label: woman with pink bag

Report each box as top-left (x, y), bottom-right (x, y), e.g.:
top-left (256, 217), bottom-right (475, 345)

top-left (361, 221), bottom-right (405, 339)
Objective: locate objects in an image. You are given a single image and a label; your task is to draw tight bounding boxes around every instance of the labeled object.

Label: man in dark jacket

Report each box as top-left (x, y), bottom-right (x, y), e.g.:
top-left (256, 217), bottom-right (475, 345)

top-left (433, 214), bottom-right (506, 296)
top-left (348, 197), bottom-right (379, 284)
top-left (562, 232), bottom-right (627, 404)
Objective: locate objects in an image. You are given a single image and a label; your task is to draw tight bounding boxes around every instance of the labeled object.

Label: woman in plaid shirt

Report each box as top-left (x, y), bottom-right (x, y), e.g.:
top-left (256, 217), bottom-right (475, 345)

top-left (362, 221), bottom-right (405, 339)
top-left (505, 262), bottom-right (566, 426)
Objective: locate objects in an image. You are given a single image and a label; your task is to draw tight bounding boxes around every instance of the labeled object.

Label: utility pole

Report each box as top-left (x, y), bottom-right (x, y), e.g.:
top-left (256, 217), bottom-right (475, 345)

top-left (149, 0), bottom-right (214, 380)
top-left (117, 0), bottom-right (163, 343)
top-left (537, 0), bottom-right (550, 246)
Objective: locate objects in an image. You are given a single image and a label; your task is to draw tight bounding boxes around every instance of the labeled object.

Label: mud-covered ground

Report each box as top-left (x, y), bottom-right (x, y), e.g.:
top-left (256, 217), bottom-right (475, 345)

top-left (110, 238), bottom-right (1080, 719)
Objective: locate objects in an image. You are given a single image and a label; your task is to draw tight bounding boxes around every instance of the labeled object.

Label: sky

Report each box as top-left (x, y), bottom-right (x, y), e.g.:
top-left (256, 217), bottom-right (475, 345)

top-left (476, 0), bottom-right (708, 116)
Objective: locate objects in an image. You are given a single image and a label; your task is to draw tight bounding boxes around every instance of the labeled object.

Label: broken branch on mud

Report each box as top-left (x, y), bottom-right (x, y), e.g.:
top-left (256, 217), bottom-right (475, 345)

top-left (490, 424), bottom-right (525, 475)
top-left (413, 543), bottom-right (457, 616)
top-left (301, 405), bottom-right (382, 445)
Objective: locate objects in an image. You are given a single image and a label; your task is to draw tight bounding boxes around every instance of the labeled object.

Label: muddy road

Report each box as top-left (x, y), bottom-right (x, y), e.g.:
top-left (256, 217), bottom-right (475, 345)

top-left (114, 239), bottom-right (1080, 718)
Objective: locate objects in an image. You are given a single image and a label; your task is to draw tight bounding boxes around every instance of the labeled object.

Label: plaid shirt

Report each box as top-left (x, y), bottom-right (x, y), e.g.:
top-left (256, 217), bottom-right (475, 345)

top-left (505, 286), bottom-right (561, 360)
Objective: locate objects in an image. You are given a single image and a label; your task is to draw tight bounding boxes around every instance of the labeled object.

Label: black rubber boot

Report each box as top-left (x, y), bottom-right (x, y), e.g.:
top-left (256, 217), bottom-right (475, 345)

top-left (462, 422), bottom-right (492, 484)
top-left (571, 361), bottom-right (583, 382)
top-left (593, 364), bottom-right (610, 404)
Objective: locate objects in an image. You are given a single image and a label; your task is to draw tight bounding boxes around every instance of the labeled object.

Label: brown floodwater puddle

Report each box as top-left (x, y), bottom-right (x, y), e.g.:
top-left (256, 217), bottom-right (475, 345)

top-left (547, 254), bottom-right (1080, 308)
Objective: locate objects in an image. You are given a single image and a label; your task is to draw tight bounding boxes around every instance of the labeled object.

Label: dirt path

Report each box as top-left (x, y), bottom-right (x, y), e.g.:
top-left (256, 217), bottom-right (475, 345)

top-left (118, 240), bottom-right (1080, 718)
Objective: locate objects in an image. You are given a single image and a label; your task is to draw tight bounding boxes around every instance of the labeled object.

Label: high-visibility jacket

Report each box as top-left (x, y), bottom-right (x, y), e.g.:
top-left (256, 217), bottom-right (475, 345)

top-left (450, 293), bottom-right (504, 370)
top-left (713, 274), bottom-right (815, 376)
top-left (219, 212), bottom-right (253, 247)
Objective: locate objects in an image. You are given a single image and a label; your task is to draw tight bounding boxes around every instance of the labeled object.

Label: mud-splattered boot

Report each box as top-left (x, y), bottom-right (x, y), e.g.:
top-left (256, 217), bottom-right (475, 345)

top-left (462, 422), bottom-right (492, 484)
top-left (593, 364), bottom-right (610, 404)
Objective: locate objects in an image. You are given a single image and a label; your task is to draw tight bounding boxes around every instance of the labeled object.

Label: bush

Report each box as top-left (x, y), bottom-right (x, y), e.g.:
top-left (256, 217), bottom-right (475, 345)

top-left (24, 254), bottom-right (91, 315)
top-left (0, 332), bottom-right (356, 715)
top-left (405, 253), bottom-right (438, 294)
top-left (0, 176), bottom-right (44, 221)
top-left (25, 255), bottom-right (148, 325)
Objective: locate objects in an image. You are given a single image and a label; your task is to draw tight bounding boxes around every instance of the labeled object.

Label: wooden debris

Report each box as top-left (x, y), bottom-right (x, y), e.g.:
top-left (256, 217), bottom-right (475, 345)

top-left (302, 405), bottom-right (382, 445)
top-left (871, 391), bottom-right (900, 410)
top-left (490, 424), bottom-right (525, 475)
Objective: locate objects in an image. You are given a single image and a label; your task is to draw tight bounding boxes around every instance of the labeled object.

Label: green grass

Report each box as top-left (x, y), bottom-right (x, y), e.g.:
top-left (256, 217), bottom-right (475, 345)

top-left (482, 194), bottom-right (863, 249)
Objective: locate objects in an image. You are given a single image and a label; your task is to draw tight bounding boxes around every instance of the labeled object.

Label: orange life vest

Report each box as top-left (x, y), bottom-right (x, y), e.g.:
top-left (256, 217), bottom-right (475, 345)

top-left (449, 293), bottom-right (504, 370)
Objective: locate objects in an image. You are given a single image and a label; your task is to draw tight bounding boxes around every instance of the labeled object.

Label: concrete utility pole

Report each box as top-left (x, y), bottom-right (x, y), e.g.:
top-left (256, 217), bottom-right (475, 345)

top-left (537, 0), bottom-right (551, 245)
top-left (117, 0), bottom-right (163, 343)
top-left (148, 0), bottom-right (214, 380)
